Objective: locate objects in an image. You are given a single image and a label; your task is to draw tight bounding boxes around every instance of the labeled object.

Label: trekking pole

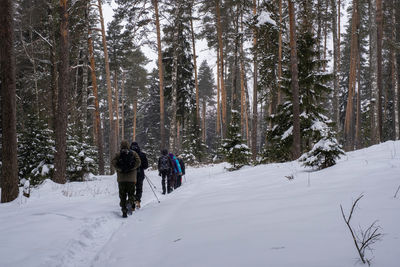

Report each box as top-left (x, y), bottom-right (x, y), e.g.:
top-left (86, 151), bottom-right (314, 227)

top-left (145, 174), bottom-right (157, 189)
top-left (145, 176), bottom-right (160, 203)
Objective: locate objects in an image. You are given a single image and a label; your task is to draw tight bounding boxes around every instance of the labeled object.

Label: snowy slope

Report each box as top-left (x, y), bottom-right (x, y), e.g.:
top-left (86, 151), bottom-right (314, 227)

top-left (1, 141), bottom-right (399, 267)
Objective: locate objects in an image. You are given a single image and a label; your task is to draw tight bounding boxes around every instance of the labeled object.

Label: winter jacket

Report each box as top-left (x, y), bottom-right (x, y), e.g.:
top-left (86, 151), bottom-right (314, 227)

top-left (131, 144), bottom-right (149, 181)
top-left (158, 154), bottom-right (173, 174)
top-left (112, 150), bottom-right (141, 183)
top-left (177, 158), bottom-right (185, 175)
top-left (169, 153), bottom-right (182, 174)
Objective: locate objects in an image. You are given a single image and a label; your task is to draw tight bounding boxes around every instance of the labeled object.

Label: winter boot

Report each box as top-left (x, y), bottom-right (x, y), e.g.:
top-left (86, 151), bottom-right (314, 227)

top-left (135, 201), bottom-right (141, 209)
top-left (127, 203), bottom-right (134, 215)
top-left (122, 211), bottom-right (127, 218)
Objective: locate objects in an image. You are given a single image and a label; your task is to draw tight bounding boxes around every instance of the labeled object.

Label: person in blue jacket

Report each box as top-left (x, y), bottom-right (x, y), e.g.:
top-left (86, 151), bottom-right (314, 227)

top-left (168, 153), bottom-right (181, 190)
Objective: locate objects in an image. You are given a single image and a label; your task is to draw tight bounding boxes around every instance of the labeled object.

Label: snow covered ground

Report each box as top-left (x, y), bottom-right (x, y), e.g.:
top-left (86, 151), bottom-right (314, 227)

top-left (1, 141), bottom-right (399, 267)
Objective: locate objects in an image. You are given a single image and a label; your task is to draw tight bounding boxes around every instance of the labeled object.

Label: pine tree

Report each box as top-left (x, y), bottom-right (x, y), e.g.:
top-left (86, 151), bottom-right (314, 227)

top-left (181, 114), bottom-right (207, 165)
top-left (221, 110), bottom-right (250, 170)
top-left (262, 2), bottom-right (342, 167)
top-left (66, 125), bottom-right (98, 182)
top-left (18, 115), bottom-right (55, 186)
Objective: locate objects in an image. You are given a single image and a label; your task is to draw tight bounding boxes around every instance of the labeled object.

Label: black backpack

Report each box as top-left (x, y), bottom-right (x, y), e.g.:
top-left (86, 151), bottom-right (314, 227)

top-left (117, 149), bottom-right (135, 173)
top-left (159, 155), bottom-right (170, 172)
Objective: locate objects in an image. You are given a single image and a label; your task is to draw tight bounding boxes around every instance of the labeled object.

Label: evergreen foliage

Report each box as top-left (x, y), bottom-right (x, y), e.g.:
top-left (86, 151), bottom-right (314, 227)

top-left (262, 17), bottom-right (343, 167)
top-left (181, 115), bottom-right (207, 165)
top-left (66, 126), bottom-right (98, 182)
top-left (221, 110), bottom-right (250, 170)
top-left (18, 115), bottom-right (55, 186)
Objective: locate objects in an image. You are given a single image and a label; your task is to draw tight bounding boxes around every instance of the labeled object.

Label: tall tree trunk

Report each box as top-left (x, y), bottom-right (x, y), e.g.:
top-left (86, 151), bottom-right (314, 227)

top-left (50, 16), bottom-right (58, 132)
top-left (216, 0), bottom-right (227, 137)
top-left (114, 71), bottom-right (120, 146)
top-left (121, 71), bottom-right (125, 141)
top-left (344, 0), bottom-right (359, 151)
top-left (277, 0), bottom-right (283, 105)
top-left (216, 51), bottom-right (221, 136)
top-left (88, 27), bottom-right (104, 175)
top-left (288, 0), bottom-right (301, 159)
top-left (331, 0), bottom-right (340, 130)
top-left (169, 4), bottom-right (181, 153)
top-left (133, 87), bottom-right (138, 141)
top-left (97, 0), bottom-right (115, 173)
top-left (376, 0), bottom-right (383, 141)
top-left (190, 2), bottom-right (200, 122)
top-left (153, 0), bottom-right (166, 149)
top-left (0, 0), bottom-right (19, 202)
top-left (370, 0), bottom-right (379, 144)
top-left (391, 1), bottom-right (399, 140)
top-left (240, 13), bottom-right (246, 137)
top-left (54, 0), bottom-right (69, 184)
top-left (355, 51), bottom-right (361, 149)
top-left (251, 0), bottom-right (258, 161)
top-left (202, 101), bottom-right (206, 142)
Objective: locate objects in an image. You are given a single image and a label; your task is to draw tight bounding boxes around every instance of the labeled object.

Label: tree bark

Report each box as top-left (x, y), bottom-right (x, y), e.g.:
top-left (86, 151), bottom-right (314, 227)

top-left (190, 2), bottom-right (200, 123)
top-left (54, 0), bottom-right (69, 184)
top-left (121, 71), bottom-right (125, 141)
top-left (331, 0), bottom-right (340, 130)
top-left (216, 0), bottom-right (227, 137)
top-left (97, 0), bottom-right (115, 173)
top-left (0, 0), bottom-right (19, 202)
top-left (288, 0), bottom-right (301, 159)
top-left (202, 101), bottom-right (206, 142)
top-left (370, 0), bottom-right (379, 144)
top-left (153, 0), bottom-right (166, 149)
top-left (391, 1), bottom-right (399, 140)
top-left (169, 5), bottom-right (180, 154)
top-left (344, 0), bottom-right (359, 151)
top-left (114, 71), bottom-right (120, 146)
top-left (376, 0), bottom-right (383, 141)
top-left (278, 0), bottom-right (283, 105)
top-left (251, 0), bottom-right (258, 161)
top-left (240, 13), bottom-right (246, 137)
top-left (133, 86), bottom-right (138, 141)
top-left (88, 27), bottom-right (105, 175)
top-left (216, 51), bottom-right (221, 136)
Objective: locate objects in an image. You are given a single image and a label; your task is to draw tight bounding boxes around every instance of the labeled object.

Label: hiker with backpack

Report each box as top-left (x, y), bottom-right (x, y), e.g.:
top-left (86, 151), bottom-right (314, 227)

top-left (158, 149), bottom-right (173, 194)
top-left (112, 140), bottom-right (141, 218)
top-left (169, 152), bottom-right (182, 190)
top-left (130, 141), bottom-right (148, 209)
top-left (176, 154), bottom-right (185, 188)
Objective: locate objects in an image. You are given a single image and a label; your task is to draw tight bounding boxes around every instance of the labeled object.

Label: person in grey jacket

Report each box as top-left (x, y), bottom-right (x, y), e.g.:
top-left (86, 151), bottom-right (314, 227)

top-left (112, 140), bottom-right (141, 218)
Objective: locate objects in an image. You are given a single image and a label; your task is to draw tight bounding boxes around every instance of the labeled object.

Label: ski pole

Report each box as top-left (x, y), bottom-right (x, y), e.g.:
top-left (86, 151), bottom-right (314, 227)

top-left (145, 176), bottom-right (160, 203)
top-left (145, 174), bottom-right (157, 189)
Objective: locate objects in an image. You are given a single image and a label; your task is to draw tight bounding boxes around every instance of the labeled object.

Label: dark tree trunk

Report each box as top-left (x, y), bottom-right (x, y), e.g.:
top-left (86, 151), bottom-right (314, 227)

top-left (153, 0), bottom-right (166, 149)
top-left (251, 0), bottom-right (258, 161)
top-left (376, 0), bottom-right (383, 141)
top-left (88, 27), bottom-right (105, 175)
top-left (0, 0), bottom-right (19, 202)
top-left (288, 0), bottom-right (301, 159)
top-left (53, 0), bottom-right (69, 184)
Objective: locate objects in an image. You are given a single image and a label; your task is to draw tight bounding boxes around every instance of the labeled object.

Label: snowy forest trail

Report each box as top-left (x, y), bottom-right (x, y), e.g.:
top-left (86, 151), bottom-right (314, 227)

top-left (1, 141), bottom-right (400, 267)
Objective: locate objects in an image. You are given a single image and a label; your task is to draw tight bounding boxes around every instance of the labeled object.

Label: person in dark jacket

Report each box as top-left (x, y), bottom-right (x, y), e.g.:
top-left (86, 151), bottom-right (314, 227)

top-left (130, 141), bottom-right (148, 209)
top-left (169, 153), bottom-right (182, 190)
top-left (176, 154), bottom-right (185, 188)
top-left (158, 149), bottom-right (173, 194)
top-left (112, 140), bottom-right (141, 218)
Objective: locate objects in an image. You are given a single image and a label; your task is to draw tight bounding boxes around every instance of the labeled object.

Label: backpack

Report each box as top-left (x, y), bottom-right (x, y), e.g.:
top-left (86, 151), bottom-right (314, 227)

top-left (159, 155), bottom-right (170, 172)
top-left (117, 149), bottom-right (135, 173)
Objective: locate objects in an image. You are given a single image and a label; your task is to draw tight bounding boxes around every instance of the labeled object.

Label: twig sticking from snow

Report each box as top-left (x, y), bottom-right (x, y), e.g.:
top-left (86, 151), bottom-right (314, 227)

top-left (340, 194), bottom-right (383, 266)
top-left (394, 185), bottom-right (400, 199)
